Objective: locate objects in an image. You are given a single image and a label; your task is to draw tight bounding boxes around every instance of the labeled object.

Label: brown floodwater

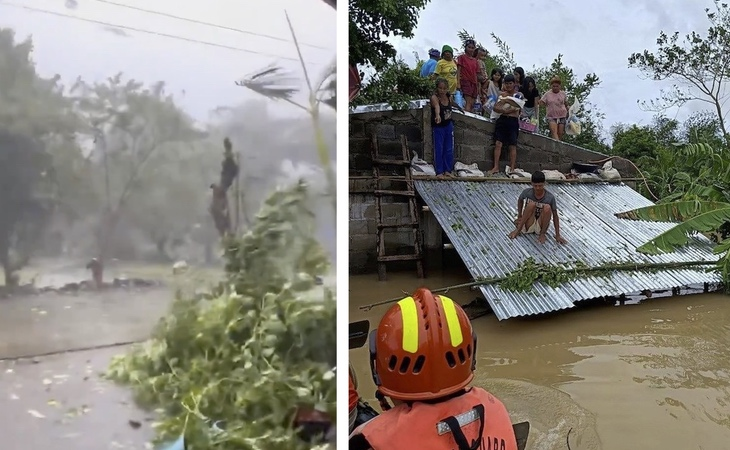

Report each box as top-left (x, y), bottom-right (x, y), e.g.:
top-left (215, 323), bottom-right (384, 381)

top-left (349, 270), bottom-right (730, 449)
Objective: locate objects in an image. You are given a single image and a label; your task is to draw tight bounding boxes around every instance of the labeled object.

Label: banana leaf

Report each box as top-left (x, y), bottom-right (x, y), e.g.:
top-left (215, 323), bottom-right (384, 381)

top-left (616, 201), bottom-right (730, 254)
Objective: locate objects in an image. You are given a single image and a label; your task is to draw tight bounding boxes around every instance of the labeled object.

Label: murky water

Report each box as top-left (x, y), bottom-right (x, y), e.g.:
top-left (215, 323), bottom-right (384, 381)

top-left (349, 270), bottom-right (730, 449)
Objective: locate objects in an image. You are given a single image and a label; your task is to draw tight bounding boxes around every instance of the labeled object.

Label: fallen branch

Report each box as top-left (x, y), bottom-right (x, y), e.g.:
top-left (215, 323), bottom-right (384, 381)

top-left (359, 260), bottom-right (715, 311)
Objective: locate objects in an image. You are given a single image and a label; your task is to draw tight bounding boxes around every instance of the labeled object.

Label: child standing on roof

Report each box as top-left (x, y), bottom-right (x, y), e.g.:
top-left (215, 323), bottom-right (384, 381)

top-left (432, 45), bottom-right (458, 94)
top-left (430, 78), bottom-right (463, 177)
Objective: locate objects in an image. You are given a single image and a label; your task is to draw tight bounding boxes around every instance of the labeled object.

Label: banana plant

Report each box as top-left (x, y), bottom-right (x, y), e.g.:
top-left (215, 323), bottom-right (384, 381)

top-left (616, 143), bottom-right (730, 285)
top-left (235, 2), bottom-right (336, 216)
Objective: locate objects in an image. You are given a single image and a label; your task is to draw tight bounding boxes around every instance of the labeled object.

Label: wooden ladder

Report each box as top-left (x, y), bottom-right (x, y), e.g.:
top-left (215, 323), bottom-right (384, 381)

top-left (370, 133), bottom-right (425, 281)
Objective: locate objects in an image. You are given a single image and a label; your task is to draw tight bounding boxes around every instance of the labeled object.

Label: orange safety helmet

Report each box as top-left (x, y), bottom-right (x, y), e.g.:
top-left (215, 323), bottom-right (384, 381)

top-left (369, 288), bottom-right (477, 401)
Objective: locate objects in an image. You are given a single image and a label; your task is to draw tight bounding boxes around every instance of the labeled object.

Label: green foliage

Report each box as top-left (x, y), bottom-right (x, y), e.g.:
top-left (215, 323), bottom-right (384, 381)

top-left (617, 201), bottom-right (730, 254)
top-left (493, 258), bottom-right (714, 293)
top-left (617, 141), bottom-right (730, 288)
top-left (637, 142), bottom-right (730, 202)
top-left (0, 28), bottom-right (81, 282)
top-left (352, 58), bottom-right (434, 109)
top-left (349, 0), bottom-right (431, 69)
top-left (628, 0), bottom-right (730, 140)
top-left (610, 123), bottom-right (662, 161)
top-left (499, 258), bottom-right (586, 292)
top-left (105, 181), bottom-right (336, 449)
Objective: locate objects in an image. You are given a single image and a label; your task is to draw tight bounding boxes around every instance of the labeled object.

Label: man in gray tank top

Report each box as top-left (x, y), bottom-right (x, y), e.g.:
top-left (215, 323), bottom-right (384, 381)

top-left (508, 171), bottom-right (568, 245)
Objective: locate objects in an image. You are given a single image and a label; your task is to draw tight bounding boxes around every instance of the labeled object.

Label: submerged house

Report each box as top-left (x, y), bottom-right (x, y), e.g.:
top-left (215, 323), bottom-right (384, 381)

top-left (349, 101), bottom-right (721, 320)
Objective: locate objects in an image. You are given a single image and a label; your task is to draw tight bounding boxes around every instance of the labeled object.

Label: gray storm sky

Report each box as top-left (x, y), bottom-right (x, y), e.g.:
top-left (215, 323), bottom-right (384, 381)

top-left (391, 0), bottom-right (716, 142)
top-left (0, 0), bottom-right (336, 120)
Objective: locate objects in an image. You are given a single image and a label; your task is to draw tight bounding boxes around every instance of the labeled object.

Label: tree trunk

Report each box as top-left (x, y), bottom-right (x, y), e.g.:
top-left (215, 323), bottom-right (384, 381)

top-left (156, 237), bottom-right (170, 261)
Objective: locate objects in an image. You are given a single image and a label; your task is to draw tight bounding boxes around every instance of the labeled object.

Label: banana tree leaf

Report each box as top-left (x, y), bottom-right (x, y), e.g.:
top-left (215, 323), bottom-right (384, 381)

top-left (615, 200), bottom-right (730, 223)
top-left (633, 206), bottom-right (730, 254)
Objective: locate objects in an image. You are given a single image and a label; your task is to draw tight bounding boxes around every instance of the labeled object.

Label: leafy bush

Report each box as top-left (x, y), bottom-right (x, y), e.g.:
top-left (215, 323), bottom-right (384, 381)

top-left (105, 180), bottom-right (336, 449)
top-left (353, 58), bottom-right (434, 109)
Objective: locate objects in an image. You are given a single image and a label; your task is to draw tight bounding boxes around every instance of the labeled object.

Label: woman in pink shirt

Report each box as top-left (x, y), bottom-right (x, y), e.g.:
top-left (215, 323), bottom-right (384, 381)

top-left (539, 76), bottom-right (571, 141)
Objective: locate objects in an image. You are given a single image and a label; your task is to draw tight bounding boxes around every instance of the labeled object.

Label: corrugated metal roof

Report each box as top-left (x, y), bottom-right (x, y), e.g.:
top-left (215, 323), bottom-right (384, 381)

top-left (415, 180), bottom-right (721, 320)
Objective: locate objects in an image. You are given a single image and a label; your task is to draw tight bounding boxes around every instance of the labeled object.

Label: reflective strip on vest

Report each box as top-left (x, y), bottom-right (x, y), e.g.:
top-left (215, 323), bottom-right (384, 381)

top-left (398, 297), bottom-right (419, 353)
top-left (439, 296), bottom-right (464, 347)
top-left (436, 407), bottom-right (479, 435)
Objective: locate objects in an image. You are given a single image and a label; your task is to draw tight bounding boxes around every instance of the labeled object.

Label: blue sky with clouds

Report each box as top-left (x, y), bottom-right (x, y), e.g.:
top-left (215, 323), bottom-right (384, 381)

top-left (389, 0), bottom-right (717, 142)
top-left (0, 0), bottom-right (336, 120)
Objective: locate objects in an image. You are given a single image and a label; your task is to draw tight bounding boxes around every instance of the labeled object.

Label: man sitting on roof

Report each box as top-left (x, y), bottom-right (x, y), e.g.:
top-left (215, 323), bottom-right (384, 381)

top-left (349, 288), bottom-right (519, 450)
top-left (508, 171), bottom-right (568, 245)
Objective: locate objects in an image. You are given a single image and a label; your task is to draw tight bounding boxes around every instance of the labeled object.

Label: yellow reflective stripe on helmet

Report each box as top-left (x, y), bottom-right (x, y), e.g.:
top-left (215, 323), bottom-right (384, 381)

top-left (439, 296), bottom-right (463, 347)
top-left (398, 297), bottom-right (419, 353)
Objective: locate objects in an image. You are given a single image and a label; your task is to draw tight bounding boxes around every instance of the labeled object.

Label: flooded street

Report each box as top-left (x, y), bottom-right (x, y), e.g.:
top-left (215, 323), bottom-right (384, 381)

top-left (349, 270), bottom-right (730, 449)
top-left (0, 260), bottom-right (198, 449)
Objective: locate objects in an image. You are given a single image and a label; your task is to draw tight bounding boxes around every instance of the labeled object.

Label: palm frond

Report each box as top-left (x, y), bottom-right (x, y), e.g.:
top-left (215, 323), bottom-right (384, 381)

top-left (615, 200), bottom-right (730, 223)
top-left (235, 64), bottom-right (300, 101)
top-left (634, 206), bottom-right (730, 254)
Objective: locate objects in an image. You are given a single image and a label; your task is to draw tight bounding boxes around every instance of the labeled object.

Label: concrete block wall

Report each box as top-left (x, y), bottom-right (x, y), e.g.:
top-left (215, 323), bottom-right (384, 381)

top-left (349, 110), bottom-right (426, 273)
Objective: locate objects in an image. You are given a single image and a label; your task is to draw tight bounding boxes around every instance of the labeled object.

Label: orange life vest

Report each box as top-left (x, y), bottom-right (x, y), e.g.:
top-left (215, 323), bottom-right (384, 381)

top-left (350, 387), bottom-right (517, 450)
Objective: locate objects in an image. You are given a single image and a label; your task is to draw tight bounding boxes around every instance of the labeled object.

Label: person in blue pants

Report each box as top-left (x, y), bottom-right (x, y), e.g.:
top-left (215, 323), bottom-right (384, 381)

top-left (430, 78), bottom-right (462, 176)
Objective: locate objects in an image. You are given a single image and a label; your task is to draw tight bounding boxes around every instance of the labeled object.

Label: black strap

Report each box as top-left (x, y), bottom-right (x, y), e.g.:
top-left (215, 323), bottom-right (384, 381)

top-left (440, 404), bottom-right (486, 450)
top-left (349, 433), bottom-right (372, 450)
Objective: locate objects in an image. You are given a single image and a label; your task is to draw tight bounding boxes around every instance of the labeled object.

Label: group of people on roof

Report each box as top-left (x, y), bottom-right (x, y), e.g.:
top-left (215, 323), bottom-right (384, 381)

top-left (422, 41), bottom-right (572, 178)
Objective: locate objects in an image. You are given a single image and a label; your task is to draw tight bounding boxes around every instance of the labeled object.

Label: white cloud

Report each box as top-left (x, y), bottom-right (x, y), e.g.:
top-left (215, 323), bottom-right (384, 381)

top-left (0, 0), bottom-right (336, 119)
top-left (389, 0), bottom-right (715, 140)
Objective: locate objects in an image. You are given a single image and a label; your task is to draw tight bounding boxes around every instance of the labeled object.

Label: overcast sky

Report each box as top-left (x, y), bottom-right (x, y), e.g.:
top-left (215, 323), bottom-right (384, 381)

top-left (391, 0), bottom-right (716, 141)
top-left (0, 0), bottom-right (336, 120)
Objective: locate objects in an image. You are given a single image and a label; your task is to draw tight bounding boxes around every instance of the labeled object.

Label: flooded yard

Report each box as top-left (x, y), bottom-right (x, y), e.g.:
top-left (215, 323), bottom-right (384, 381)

top-left (349, 270), bottom-right (730, 449)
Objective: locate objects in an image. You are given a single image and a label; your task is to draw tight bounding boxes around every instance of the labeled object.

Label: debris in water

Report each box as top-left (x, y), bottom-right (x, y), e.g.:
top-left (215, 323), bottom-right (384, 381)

top-left (28, 409), bottom-right (45, 418)
top-left (128, 419), bottom-right (142, 429)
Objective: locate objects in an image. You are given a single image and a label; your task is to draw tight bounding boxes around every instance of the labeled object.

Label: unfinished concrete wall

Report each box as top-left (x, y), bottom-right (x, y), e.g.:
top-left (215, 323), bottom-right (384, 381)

top-left (348, 105), bottom-right (634, 274)
top-left (349, 109), bottom-right (424, 273)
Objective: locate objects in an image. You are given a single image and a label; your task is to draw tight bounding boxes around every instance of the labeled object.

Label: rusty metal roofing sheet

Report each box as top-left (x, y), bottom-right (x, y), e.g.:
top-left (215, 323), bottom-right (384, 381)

top-left (414, 180), bottom-right (721, 320)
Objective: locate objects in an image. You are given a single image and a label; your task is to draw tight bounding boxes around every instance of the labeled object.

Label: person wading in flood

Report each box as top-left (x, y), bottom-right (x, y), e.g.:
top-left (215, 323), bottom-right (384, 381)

top-left (508, 171), bottom-right (568, 245)
top-left (349, 288), bottom-right (519, 450)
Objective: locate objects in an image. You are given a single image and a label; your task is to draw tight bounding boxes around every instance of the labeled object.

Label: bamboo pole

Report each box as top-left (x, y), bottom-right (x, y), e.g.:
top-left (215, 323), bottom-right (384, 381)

top-left (359, 260), bottom-right (716, 311)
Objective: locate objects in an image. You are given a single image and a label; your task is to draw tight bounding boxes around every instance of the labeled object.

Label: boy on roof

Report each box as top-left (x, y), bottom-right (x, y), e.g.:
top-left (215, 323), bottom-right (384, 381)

top-left (508, 171), bottom-right (568, 245)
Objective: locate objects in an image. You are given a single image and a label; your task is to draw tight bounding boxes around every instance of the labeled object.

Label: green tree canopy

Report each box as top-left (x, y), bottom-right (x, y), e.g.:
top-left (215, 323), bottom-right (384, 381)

top-left (628, 0), bottom-right (730, 141)
top-left (349, 0), bottom-right (431, 69)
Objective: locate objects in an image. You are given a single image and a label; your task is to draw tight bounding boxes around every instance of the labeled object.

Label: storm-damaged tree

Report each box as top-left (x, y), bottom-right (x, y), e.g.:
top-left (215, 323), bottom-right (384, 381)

top-left (70, 74), bottom-right (205, 282)
top-left (628, 0), bottom-right (730, 144)
top-left (0, 29), bottom-right (82, 286)
top-left (209, 138), bottom-right (239, 238)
